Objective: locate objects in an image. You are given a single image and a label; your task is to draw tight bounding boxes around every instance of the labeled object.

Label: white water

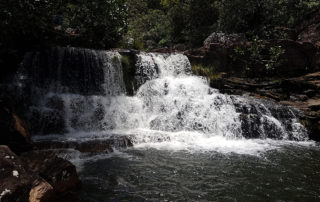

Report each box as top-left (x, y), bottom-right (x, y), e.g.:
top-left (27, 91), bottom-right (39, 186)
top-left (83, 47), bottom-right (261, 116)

top-left (26, 51), bottom-right (310, 155)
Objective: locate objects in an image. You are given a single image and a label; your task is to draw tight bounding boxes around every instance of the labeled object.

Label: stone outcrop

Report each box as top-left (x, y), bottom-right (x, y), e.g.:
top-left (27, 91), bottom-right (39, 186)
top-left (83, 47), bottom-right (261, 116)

top-left (21, 152), bottom-right (81, 196)
top-left (186, 38), bottom-right (318, 78)
top-left (0, 145), bottom-right (33, 202)
top-left (297, 9), bottom-right (320, 46)
top-left (203, 32), bottom-right (247, 48)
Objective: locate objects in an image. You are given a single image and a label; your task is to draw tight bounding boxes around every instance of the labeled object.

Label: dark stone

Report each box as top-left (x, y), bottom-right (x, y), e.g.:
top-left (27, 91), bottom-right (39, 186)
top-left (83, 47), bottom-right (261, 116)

top-left (21, 152), bottom-right (81, 196)
top-left (203, 32), bottom-right (247, 48)
top-left (0, 145), bottom-right (33, 202)
top-left (0, 145), bottom-right (82, 202)
top-left (32, 136), bottom-right (133, 153)
top-left (0, 93), bottom-right (32, 154)
top-left (239, 114), bottom-right (262, 138)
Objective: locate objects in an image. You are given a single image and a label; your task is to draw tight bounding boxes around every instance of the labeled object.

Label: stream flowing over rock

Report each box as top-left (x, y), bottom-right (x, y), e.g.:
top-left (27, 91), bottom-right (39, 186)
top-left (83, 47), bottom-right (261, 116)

top-left (15, 47), bottom-right (309, 151)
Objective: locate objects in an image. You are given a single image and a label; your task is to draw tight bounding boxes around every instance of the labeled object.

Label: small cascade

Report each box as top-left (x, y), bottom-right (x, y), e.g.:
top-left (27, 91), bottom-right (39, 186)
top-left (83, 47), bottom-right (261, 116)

top-left (17, 47), bottom-right (309, 148)
top-left (134, 53), bottom-right (191, 86)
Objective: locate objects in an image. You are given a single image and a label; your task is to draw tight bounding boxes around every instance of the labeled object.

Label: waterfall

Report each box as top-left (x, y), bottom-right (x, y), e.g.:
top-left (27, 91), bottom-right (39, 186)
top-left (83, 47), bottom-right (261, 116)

top-left (18, 47), bottom-right (125, 95)
top-left (17, 47), bottom-right (308, 147)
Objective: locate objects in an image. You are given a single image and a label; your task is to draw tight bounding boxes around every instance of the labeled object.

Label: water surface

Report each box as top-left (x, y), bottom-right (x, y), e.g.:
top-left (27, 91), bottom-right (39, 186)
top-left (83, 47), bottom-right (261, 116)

top-left (69, 141), bottom-right (320, 202)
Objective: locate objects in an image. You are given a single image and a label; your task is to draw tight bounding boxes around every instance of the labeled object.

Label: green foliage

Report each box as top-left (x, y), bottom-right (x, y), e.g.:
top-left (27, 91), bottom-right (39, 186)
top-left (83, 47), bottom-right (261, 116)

top-left (127, 8), bottom-right (170, 50)
top-left (248, 37), bottom-right (266, 62)
top-left (121, 55), bottom-right (130, 69)
top-left (120, 55), bottom-right (136, 95)
top-left (231, 38), bottom-right (285, 77)
top-left (0, 0), bottom-right (127, 51)
top-left (216, 0), bottom-right (320, 39)
top-left (133, 40), bottom-right (144, 50)
top-left (0, 0), bottom-right (128, 80)
top-left (265, 46), bottom-right (286, 72)
top-left (126, 0), bottom-right (218, 49)
top-left (126, 0), bottom-right (320, 49)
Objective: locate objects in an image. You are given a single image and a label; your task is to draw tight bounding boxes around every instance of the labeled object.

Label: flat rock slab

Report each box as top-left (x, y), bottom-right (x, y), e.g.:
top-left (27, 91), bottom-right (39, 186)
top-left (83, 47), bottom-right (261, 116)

top-left (308, 99), bottom-right (320, 111)
top-left (32, 136), bottom-right (133, 153)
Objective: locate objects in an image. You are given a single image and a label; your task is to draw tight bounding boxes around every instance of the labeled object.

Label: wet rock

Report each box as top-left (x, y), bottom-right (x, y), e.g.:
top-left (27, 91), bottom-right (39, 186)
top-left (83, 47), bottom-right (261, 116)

top-left (239, 114), bottom-right (262, 138)
top-left (0, 145), bottom-right (81, 202)
top-left (0, 145), bottom-right (33, 202)
top-left (209, 70), bottom-right (320, 140)
top-left (233, 97), bottom-right (306, 140)
top-left (29, 179), bottom-right (53, 202)
top-left (32, 136), bottom-right (133, 153)
top-left (21, 152), bottom-right (81, 197)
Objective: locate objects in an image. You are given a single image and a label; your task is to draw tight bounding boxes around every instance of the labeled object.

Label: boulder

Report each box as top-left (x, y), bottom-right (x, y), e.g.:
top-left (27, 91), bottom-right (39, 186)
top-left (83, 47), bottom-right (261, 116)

top-left (28, 179), bottom-right (53, 202)
top-left (0, 145), bottom-right (81, 202)
top-left (203, 32), bottom-right (247, 48)
top-left (296, 9), bottom-right (320, 71)
top-left (297, 9), bottom-right (320, 45)
top-left (21, 152), bottom-right (81, 196)
top-left (268, 40), bottom-right (317, 76)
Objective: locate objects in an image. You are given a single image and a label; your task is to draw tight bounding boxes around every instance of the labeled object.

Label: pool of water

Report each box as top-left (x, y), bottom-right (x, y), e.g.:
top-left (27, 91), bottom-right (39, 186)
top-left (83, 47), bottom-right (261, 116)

top-left (67, 141), bottom-right (320, 202)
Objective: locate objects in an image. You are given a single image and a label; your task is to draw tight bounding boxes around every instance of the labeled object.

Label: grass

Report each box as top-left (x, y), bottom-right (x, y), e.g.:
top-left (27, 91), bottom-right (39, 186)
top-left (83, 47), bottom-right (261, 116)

top-left (191, 64), bottom-right (222, 81)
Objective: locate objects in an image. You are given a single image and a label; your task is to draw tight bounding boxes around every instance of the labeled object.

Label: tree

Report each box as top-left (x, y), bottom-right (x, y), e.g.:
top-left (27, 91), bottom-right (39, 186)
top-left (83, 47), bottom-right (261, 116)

top-left (0, 0), bottom-right (128, 80)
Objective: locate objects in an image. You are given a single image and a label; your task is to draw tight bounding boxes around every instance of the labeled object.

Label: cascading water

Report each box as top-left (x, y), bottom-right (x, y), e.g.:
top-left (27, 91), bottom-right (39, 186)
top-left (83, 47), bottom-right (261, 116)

top-left (16, 47), bottom-right (309, 153)
top-left (16, 47), bottom-right (320, 201)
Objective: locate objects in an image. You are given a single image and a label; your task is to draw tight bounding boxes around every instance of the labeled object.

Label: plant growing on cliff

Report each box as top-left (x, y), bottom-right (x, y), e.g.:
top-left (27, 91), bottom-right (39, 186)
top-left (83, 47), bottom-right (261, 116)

top-left (265, 45), bottom-right (285, 73)
top-left (192, 64), bottom-right (221, 81)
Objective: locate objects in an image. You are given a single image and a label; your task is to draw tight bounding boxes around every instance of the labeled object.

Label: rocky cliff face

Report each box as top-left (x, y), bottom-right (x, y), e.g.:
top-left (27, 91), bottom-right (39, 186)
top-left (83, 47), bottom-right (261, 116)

top-left (0, 91), bottom-right (32, 154)
top-left (185, 37), bottom-right (318, 78)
